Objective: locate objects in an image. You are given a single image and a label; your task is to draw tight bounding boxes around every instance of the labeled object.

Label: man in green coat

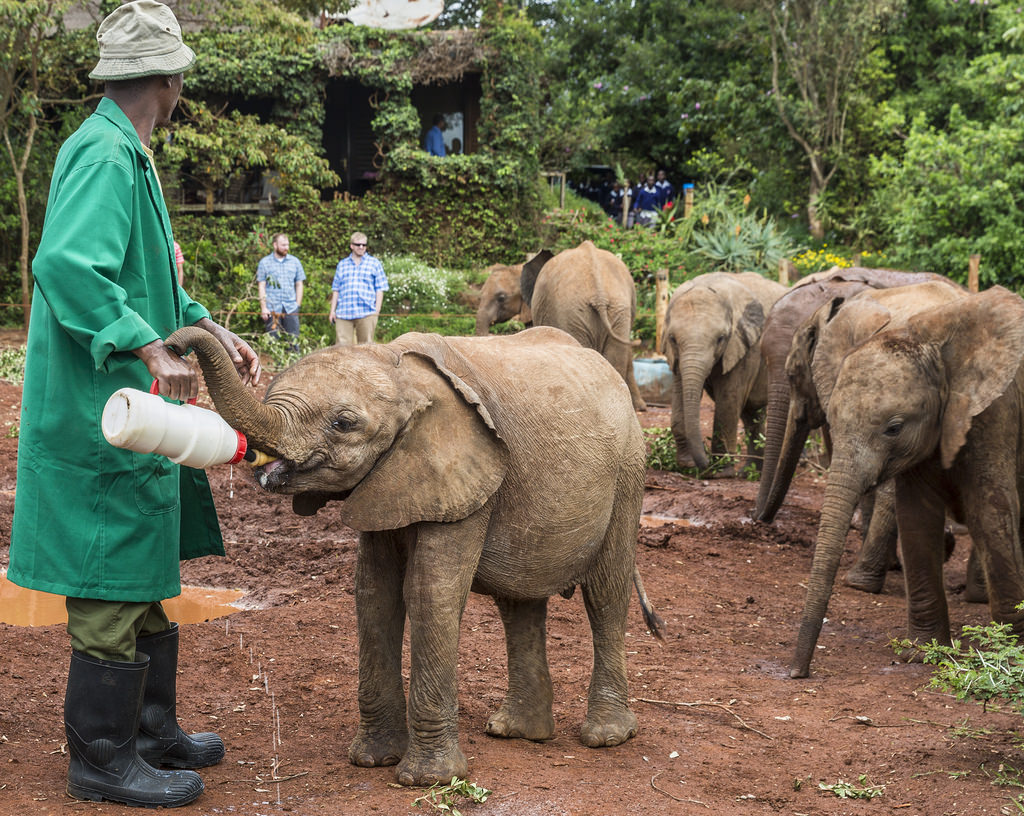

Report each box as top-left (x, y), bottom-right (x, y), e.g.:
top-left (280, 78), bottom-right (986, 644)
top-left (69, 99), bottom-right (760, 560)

top-left (7, 1), bottom-right (261, 807)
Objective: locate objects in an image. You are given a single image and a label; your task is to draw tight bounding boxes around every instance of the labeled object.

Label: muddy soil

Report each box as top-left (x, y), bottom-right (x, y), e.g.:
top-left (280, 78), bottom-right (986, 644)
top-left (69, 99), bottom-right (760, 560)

top-left (0, 371), bottom-right (1020, 816)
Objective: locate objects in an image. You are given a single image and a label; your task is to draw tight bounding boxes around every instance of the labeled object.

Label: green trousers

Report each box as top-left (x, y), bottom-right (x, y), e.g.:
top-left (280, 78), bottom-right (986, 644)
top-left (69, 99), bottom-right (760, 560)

top-left (65, 597), bottom-right (171, 662)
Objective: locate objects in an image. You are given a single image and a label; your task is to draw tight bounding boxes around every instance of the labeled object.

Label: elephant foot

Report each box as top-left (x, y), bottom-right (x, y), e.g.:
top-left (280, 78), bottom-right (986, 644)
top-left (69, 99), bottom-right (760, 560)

top-left (486, 703), bottom-right (554, 742)
top-left (348, 728), bottom-right (408, 768)
top-left (842, 567), bottom-right (886, 594)
top-left (632, 397), bottom-right (648, 413)
top-left (395, 745), bottom-right (468, 788)
top-left (580, 706), bottom-right (638, 748)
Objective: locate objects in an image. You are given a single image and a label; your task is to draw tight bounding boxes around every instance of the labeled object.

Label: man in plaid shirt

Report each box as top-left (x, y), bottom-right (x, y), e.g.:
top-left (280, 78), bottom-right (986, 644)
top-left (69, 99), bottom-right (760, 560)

top-left (329, 231), bottom-right (389, 345)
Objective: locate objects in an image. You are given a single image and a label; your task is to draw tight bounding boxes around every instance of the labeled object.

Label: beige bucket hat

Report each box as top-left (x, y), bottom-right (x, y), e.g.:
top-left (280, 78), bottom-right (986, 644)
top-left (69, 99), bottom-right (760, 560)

top-left (89, 0), bottom-right (195, 81)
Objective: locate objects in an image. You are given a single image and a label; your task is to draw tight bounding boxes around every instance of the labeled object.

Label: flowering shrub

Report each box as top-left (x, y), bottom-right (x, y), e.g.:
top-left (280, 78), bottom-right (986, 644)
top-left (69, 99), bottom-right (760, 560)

top-left (791, 246), bottom-right (854, 275)
top-left (377, 255), bottom-right (472, 341)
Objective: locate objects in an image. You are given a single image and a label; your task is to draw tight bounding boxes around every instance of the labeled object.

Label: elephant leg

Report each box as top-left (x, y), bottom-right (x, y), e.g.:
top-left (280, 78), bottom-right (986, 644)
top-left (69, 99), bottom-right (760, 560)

top-left (844, 483), bottom-right (898, 594)
top-left (709, 397), bottom-right (742, 478)
top-left (349, 529), bottom-right (410, 768)
top-left (739, 403), bottom-right (765, 475)
top-left (964, 545), bottom-right (988, 603)
top-left (894, 473), bottom-right (950, 648)
top-left (579, 488), bottom-right (640, 748)
top-left (960, 489), bottom-right (1024, 633)
top-left (486, 597), bottom-right (555, 741)
top-left (397, 513), bottom-right (488, 787)
top-left (609, 342), bottom-right (647, 413)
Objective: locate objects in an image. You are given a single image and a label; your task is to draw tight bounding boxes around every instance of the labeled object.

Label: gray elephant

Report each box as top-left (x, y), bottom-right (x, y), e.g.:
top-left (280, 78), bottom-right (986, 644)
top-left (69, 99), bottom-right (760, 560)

top-left (790, 286), bottom-right (1024, 678)
top-left (754, 267), bottom-right (962, 522)
top-left (521, 241), bottom-right (647, 411)
top-left (475, 262), bottom-right (530, 335)
top-left (165, 325), bottom-right (661, 786)
top-left (660, 271), bottom-right (786, 475)
top-left (777, 282), bottom-right (966, 595)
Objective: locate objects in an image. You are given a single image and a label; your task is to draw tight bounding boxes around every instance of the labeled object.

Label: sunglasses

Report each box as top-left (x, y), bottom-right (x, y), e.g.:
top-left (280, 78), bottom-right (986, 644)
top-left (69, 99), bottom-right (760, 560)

top-left (351, 242), bottom-right (367, 247)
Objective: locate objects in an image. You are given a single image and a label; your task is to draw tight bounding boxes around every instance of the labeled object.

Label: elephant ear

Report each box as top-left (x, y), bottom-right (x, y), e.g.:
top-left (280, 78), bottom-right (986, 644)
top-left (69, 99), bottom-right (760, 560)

top-left (811, 296), bottom-right (893, 412)
top-left (337, 334), bottom-right (510, 531)
top-left (907, 286), bottom-right (1024, 469)
top-left (520, 249), bottom-right (554, 307)
top-left (722, 296), bottom-right (765, 374)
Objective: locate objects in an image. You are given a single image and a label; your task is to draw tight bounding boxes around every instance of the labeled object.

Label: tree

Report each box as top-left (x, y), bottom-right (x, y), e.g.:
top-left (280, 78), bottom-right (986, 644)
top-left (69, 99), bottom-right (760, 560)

top-left (761, 0), bottom-right (904, 239)
top-left (0, 0), bottom-right (83, 329)
top-left (157, 100), bottom-right (339, 212)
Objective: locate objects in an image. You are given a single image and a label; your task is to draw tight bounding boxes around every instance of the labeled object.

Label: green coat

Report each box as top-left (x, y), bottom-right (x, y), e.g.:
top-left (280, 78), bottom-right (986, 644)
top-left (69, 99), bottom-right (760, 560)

top-left (8, 97), bottom-right (224, 602)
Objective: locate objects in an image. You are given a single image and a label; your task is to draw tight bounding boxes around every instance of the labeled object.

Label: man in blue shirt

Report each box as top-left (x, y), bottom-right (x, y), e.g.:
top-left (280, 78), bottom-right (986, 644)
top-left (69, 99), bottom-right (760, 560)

top-left (424, 113), bottom-right (447, 157)
top-left (256, 233), bottom-right (305, 350)
top-left (329, 232), bottom-right (389, 345)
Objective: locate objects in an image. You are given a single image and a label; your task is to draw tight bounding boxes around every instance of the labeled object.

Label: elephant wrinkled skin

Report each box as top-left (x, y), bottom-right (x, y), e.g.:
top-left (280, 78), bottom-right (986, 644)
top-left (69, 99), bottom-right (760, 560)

top-left (790, 286), bottom-right (1024, 678)
top-left (521, 241), bottom-right (647, 411)
top-left (167, 325), bottom-right (653, 786)
top-left (661, 271), bottom-right (786, 474)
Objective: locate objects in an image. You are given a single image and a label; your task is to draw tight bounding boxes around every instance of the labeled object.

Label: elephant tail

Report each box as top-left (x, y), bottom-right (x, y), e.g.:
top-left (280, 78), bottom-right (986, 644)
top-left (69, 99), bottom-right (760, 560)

top-left (591, 300), bottom-right (635, 346)
top-left (633, 565), bottom-right (666, 641)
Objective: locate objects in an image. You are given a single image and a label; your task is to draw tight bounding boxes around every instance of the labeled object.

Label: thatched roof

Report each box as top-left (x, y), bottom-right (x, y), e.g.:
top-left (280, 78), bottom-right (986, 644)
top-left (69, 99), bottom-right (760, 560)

top-left (321, 29), bottom-right (488, 85)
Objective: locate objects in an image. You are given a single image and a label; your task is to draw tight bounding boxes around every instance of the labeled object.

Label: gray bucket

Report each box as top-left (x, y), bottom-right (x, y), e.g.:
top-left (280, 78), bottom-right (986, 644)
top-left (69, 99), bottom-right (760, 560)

top-left (633, 357), bottom-right (672, 405)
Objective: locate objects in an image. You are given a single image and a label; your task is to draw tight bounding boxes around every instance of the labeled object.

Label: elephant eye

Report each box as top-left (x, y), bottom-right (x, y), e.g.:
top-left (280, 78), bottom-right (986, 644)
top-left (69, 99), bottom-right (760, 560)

top-left (331, 414), bottom-right (359, 433)
top-left (496, 292), bottom-right (507, 301)
top-left (883, 419), bottom-right (904, 437)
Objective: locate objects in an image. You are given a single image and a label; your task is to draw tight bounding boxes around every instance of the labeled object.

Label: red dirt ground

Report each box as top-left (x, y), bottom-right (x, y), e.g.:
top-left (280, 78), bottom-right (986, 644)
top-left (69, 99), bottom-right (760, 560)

top-left (0, 364), bottom-right (1021, 816)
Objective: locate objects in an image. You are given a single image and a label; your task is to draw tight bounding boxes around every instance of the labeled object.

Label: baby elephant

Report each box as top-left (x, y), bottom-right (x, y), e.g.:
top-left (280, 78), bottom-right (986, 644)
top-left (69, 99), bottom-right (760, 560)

top-left (168, 325), bottom-right (656, 787)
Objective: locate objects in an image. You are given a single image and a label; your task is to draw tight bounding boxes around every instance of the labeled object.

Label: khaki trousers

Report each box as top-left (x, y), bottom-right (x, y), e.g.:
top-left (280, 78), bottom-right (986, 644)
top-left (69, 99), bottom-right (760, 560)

top-left (334, 314), bottom-right (378, 346)
top-left (65, 597), bottom-right (170, 662)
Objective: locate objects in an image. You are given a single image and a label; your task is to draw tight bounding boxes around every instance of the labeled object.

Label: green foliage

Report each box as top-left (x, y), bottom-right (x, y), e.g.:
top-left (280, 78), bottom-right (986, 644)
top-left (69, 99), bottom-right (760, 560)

top-left (412, 776), bottom-right (491, 816)
top-left (643, 428), bottom-right (681, 473)
top-left (817, 775), bottom-right (885, 800)
top-left (157, 102), bottom-right (339, 211)
top-left (894, 610), bottom-right (1024, 716)
top-left (0, 346), bottom-right (26, 384)
top-left (870, 99), bottom-right (1024, 287)
top-left (690, 207), bottom-right (796, 274)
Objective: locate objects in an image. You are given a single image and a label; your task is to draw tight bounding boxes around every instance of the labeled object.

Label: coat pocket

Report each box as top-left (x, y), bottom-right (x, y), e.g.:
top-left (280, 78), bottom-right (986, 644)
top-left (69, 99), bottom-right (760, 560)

top-left (132, 452), bottom-right (179, 515)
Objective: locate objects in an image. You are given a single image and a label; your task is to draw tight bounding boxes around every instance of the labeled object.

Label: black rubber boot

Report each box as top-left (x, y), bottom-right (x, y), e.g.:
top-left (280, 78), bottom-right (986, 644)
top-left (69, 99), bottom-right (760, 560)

top-left (64, 650), bottom-right (204, 807)
top-left (136, 623), bottom-right (225, 770)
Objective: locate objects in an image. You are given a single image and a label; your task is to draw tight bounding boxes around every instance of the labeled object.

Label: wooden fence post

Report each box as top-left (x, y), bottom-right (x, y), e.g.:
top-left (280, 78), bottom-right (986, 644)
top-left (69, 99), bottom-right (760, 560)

top-left (622, 192), bottom-right (631, 229)
top-left (968, 254), bottom-right (980, 293)
top-left (655, 268), bottom-right (670, 354)
top-left (778, 258), bottom-right (789, 286)
top-left (683, 183), bottom-right (694, 219)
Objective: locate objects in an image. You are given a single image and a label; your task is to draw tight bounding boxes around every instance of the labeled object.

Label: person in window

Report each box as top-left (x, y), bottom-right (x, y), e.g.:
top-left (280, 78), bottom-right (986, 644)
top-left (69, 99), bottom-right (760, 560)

top-left (424, 113), bottom-right (447, 157)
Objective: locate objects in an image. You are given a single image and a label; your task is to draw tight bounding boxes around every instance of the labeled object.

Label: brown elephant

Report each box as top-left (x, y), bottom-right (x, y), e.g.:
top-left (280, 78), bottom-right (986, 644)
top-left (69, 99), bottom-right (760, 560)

top-left (164, 325), bottom-right (660, 786)
top-left (754, 267), bottom-right (963, 522)
top-left (521, 241), bottom-right (647, 411)
top-left (777, 282), bottom-right (967, 594)
top-left (790, 286), bottom-right (1024, 678)
top-left (660, 271), bottom-right (786, 475)
top-left (474, 262), bottom-right (531, 335)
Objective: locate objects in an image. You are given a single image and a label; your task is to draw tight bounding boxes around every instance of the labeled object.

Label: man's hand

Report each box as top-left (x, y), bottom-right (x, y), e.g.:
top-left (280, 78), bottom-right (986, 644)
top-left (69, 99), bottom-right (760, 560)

top-left (195, 317), bottom-right (262, 385)
top-left (134, 340), bottom-right (198, 403)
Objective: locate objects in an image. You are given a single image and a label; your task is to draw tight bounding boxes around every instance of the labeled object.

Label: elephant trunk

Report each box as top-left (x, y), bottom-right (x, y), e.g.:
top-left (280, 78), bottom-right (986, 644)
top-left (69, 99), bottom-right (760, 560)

top-left (754, 377), bottom-right (793, 520)
top-left (164, 326), bottom-right (285, 455)
top-left (474, 306), bottom-right (495, 336)
top-left (790, 454), bottom-right (869, 678)
top-left (757, 397), bottom-right (813, 523)
top-left (677, 357), bottom-right (711, 470)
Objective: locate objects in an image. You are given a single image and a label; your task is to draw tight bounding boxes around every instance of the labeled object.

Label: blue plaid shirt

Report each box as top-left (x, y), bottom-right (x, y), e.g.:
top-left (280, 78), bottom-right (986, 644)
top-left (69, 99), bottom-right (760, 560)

top-left (332, 253), bottom-right (389, 319)
top-left (257, 253), bottom-right (305, 312)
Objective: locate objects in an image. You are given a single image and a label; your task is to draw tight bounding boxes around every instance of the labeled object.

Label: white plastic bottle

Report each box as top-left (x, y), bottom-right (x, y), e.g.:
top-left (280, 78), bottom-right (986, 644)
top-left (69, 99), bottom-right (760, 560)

top-left (102, 387), bottom-right (249, 468)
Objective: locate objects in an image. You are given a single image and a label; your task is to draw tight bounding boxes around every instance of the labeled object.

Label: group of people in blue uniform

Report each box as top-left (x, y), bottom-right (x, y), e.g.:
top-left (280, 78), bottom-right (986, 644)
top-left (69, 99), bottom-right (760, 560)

top-left (572, 169), bottom-right (677, 227)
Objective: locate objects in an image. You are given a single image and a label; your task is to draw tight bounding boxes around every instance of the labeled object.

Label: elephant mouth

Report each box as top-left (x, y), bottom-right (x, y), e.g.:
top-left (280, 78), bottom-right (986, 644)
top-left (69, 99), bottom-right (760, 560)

top-left (254, 452), bottom-right (330, 492)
